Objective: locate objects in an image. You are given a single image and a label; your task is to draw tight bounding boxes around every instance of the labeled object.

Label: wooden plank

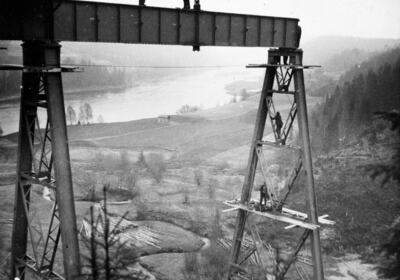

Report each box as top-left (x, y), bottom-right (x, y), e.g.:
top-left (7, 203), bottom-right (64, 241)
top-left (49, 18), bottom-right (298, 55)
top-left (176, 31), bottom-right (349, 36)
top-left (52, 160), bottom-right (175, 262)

top-left (222, 206), bottom-right (241, 213)
top-left (282, 208), bottom-right (335, 225)
top-left (247, 64), bottom-right (321, 68)
top-left (223, 201), bottom-right (319, 230)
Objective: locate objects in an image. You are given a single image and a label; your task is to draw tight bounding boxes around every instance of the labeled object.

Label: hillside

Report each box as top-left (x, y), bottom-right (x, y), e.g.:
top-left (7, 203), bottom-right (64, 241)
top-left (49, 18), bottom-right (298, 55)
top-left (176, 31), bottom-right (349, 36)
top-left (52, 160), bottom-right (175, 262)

top-left (303, 37), bottom-right (400, 98)
top-left (310, 47), bottom-right (400, 152)
top-left (304, 45), bottom-right (400, 278)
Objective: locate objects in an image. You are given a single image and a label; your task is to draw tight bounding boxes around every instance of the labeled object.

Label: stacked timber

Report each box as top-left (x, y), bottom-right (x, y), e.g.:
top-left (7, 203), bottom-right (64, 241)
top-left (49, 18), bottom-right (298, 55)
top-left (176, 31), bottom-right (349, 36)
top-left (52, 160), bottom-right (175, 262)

top-left (217, 237), bottom-right (260, 265)
top-left (80, 216), bottom-right (161, 249)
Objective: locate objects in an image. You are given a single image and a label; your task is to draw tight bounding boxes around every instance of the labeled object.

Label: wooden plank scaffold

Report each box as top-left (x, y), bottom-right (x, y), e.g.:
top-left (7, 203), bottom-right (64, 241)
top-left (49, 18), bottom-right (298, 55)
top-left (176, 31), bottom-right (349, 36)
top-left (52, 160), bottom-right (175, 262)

top-left (224, 48), bottom-right (333, 280)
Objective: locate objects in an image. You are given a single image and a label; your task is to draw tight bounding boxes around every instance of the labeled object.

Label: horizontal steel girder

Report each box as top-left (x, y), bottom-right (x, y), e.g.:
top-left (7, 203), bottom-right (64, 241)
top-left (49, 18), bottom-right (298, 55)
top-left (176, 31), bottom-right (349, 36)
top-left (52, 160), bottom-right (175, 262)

top-left (0, 0), bottom-right (300, 48)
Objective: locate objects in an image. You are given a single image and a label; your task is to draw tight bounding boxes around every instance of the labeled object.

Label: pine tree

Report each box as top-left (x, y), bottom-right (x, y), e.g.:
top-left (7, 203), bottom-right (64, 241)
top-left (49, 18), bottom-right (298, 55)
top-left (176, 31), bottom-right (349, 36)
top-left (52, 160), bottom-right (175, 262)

top-left (81, 187), bottom-right (139, 280)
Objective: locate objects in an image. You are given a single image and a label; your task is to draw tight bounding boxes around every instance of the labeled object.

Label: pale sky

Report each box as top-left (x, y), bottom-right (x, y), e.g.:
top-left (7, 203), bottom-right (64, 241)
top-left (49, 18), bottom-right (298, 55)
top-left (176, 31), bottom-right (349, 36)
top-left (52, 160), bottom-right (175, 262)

top-left (98, 0), bottom-right (400, 41)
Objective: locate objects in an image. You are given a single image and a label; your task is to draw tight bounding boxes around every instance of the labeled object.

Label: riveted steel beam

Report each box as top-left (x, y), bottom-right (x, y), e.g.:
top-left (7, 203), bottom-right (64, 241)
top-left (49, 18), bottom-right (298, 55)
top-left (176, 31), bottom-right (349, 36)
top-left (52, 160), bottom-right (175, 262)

top-left (0, 0), bottom-right (300, 48)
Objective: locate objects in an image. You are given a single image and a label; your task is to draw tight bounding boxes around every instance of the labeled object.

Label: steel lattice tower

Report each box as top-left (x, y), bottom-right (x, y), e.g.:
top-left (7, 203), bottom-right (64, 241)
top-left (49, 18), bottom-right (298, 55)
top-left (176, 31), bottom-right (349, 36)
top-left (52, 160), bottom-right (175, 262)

top-left (224, 48), bottom-right (332, 280)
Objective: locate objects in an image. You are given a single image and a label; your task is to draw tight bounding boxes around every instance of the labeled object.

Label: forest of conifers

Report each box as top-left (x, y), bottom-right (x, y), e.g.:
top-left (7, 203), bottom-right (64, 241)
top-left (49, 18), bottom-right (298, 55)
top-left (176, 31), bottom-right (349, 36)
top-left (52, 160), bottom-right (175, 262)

top-left (310, 47), bottom-right (400, 152)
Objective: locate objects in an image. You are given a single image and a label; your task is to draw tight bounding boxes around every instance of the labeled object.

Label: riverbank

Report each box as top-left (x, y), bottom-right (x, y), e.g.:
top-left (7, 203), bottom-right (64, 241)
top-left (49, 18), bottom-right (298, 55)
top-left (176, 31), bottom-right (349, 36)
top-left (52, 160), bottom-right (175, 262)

top-left (0, 68), bottom-right (261, 136)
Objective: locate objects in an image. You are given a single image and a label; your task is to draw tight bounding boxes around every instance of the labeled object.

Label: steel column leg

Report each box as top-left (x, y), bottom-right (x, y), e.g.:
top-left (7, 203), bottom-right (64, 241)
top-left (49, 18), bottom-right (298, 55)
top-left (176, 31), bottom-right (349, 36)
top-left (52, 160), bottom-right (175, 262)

top-left (44, 42), bottom-right (81, 280)
top-left (293, 50), bottom-right (324, 280)
top-left (11, 42), bottom-right (41, 280)
top-left (11, 41), bottom-right (81, 280)
top-left (226, 52), bottom-right (278, 279)
top-left (226, 48), bottom-right (325, 280)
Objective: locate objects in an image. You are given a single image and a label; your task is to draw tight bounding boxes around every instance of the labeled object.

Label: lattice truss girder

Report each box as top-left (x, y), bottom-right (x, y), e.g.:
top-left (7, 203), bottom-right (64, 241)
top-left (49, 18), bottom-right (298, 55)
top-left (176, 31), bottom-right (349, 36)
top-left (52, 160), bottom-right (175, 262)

top-left (14, 69), bottom-right (63, 280)
top-left (225, 49), bottom-right (330, 280)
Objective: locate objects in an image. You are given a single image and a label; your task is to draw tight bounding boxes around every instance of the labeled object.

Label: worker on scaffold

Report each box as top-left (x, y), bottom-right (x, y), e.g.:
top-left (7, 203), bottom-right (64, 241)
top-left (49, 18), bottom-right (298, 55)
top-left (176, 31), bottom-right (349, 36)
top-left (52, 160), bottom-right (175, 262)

top-left (271, 111), bottom-right (283, 140)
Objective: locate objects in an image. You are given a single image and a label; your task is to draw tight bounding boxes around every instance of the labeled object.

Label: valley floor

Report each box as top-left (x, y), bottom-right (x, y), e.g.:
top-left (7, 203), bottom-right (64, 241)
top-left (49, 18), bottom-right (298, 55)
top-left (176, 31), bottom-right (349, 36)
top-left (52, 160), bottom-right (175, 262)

top-left (0, 94), bottom-right (386, 280)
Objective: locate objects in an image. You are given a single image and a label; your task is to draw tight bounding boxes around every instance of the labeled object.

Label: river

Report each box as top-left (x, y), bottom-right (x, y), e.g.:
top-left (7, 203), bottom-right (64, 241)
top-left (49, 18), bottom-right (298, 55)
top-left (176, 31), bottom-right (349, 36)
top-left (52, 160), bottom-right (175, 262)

top-left (0, 68), bottom-right (262, 135)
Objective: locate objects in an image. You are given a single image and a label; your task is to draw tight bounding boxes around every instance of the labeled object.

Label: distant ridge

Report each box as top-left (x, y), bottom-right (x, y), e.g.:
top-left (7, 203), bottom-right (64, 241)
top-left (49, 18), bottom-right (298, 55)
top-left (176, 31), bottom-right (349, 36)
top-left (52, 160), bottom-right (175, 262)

top-left (302, 36), bottom-right (400, 64)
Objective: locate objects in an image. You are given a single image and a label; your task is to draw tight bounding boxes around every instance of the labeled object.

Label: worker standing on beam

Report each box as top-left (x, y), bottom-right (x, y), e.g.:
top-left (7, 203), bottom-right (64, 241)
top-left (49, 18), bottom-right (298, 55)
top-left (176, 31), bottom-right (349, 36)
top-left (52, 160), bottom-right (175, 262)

top-left (183, 0), bottom-right (190, 9)
top-left (193, 0), bottom-right (201, 10)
